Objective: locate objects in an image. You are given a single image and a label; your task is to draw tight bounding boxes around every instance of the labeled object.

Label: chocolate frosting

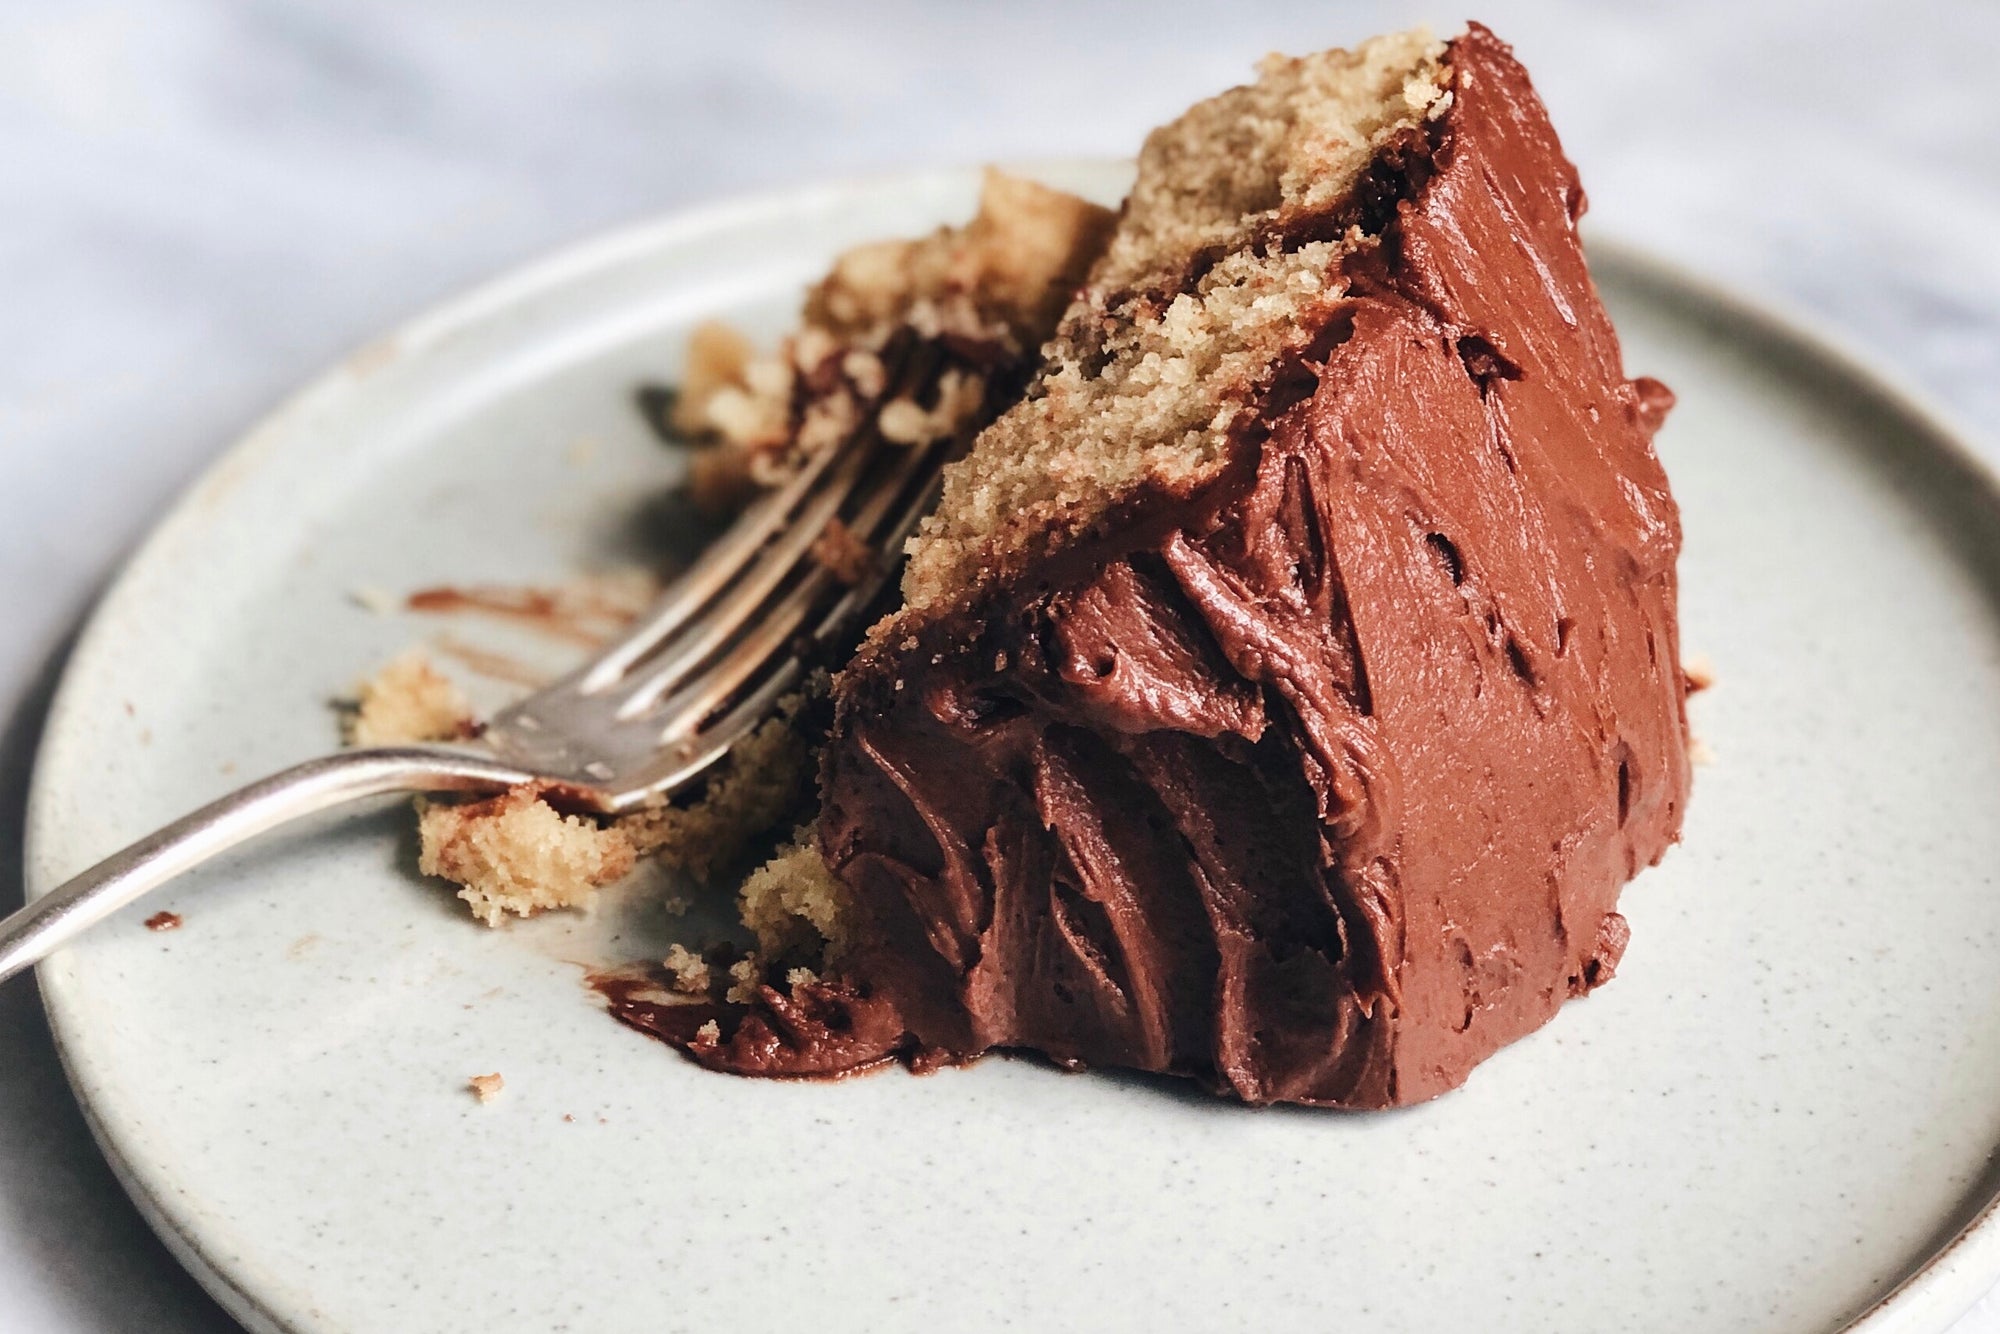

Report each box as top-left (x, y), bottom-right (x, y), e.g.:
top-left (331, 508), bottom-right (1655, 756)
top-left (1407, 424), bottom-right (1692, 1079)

top-left (660, 26), bottom-right (1690, 1107)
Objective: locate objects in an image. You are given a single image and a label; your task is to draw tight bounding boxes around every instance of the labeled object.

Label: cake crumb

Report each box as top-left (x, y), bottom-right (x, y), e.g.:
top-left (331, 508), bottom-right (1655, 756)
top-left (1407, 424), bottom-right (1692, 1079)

top-left (1688, 735), bottom-right (1717, 766)
top-left (696, 1020), bottom-right (722, 1044)
top-left (344, 649), bottom-right (476, 747)
top-left (348, 586), bottom-right (399, 616)
top-left (418, 785), bottom-right (637, 926)
top-left (877, 369), bottom-right (987, 447)
top-left (144, 911), bottom-right (182, 932)
top-left (670, 321), bottom-right (759, 439)
top-left (617, 696), bottom-right (818, 880)
top-left (468, 1073), bottom-right (504, 1103)
top-left (1683, 654), bottom-right (1715, 693)
top-left (738, 834), bottom-right (852, 962)
top-left (785, 966), bottom-right (820, 990)
top-left (663, 943), bottom-right (712, 995)
top-left (726, 955), bottom-right (765, 1005)
top-left (810, 518), bottom-right (877, 585)
top-left (671, 170), bottom-right (1114, 510)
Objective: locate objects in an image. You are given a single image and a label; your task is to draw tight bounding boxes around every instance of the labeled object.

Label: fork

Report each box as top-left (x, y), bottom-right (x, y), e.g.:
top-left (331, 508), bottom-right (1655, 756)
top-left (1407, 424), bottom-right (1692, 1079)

top-left (0, 422), bottom-right (947, 985)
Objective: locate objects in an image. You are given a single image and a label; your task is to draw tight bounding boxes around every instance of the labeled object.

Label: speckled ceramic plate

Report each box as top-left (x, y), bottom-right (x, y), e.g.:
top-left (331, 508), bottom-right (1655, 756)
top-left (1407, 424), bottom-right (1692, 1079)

top-left (25, 163), bottom-right (2000, 1334)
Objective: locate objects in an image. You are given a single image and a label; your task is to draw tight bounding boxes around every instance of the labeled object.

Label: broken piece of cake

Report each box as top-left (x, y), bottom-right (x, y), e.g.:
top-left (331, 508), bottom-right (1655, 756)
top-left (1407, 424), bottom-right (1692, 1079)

top-left (418, 786), bottom-right (637, 927)
top-left (670, 167), bottom-right (1118, 512)
top-left (398, 170), bottom-right (1116, 925)
top-left (343, 649), bottom-right (476, 748)
top-left (607, 23), bottom-right (1693, 1108)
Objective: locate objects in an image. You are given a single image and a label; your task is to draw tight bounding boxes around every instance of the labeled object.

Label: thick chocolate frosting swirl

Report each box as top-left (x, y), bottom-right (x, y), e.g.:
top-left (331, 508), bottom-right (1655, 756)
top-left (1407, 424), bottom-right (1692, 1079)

top-left (655, 27), bottom-right (1690, 1107)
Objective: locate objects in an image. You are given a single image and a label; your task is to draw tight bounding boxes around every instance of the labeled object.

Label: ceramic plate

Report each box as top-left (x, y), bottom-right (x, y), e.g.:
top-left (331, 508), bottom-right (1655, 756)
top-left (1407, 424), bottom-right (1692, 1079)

top-left (26, 162), bottom-right (2000, 1334)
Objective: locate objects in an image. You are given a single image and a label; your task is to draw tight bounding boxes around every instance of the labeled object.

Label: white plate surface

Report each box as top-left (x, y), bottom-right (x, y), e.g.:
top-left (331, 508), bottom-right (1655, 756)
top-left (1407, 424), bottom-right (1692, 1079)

top-left (25, 163), bottom-right (2000, 1334)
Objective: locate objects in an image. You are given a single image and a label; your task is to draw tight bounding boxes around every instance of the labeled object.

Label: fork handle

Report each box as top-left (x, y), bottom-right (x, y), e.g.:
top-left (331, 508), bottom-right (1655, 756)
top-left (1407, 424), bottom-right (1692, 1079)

top-left (0, 747), bottom-right (539, 986)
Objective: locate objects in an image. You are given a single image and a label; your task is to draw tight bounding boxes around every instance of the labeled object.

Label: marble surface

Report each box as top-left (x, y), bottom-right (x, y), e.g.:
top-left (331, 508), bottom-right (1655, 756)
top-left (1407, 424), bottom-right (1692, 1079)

top-left (1, 2), bottom-right (1996, 1330)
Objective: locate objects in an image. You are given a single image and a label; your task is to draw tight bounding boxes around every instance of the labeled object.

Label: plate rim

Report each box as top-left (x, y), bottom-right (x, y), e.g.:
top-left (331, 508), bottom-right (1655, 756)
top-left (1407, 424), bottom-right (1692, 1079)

top-left (23, 160), bottom-right (2000, 1334)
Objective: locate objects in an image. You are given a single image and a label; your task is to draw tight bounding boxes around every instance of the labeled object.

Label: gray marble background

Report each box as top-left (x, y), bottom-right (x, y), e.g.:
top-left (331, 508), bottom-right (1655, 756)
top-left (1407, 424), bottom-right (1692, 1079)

top-left (3, 1), bottom-right (1997, 1329)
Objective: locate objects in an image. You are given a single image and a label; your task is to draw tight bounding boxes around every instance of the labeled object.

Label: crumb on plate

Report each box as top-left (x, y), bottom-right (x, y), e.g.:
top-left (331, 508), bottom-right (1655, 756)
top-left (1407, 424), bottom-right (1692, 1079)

top-left (418, 785), bottom-right (637, 926)
top-left (349, 586), bottom-right (399, 616)
top-left (662, 943), bottom-right (712, 995)
top-left (1683, 653), bottom-right (1715, 693)
top-left (344, 649), bottom-right (476, 747)
top-left (724, 954), bottom-right (765, 1005)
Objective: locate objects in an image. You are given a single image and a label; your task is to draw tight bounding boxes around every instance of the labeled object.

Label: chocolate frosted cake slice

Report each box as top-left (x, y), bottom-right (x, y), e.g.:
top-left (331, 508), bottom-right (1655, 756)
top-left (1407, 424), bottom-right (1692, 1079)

top-left (644, 23), bottom-right (1691, 1107)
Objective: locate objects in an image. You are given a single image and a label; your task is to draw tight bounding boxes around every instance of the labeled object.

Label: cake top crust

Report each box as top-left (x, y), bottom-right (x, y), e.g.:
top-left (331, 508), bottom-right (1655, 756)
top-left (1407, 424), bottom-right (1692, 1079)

top-left (897, 28), bottom-right (1448, 616)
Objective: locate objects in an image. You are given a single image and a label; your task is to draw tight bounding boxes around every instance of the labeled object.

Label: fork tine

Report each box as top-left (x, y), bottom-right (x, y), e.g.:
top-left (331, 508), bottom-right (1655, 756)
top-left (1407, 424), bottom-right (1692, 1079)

top-left (602, 440), bottom-right (875, 711)
top-left (639, 441), bottom-right (944, 737)
top-left (628, 663), bottom-right (808, 799)
top-left (487, 416), bottom-right (951, 807)
top-left (624, 480), bottom-right (921, 794)
top-left (609, 428), bottom-right (939, 722)
top-left (577, 423), bottom-right (868, 692)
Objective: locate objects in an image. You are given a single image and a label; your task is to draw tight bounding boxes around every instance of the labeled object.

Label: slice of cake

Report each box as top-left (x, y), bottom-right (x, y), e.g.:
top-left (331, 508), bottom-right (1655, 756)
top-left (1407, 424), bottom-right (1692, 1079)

top-left (402, 172), bottom-right (1116, 925)
top-left (613, 22), bottom-right (1692, 1109)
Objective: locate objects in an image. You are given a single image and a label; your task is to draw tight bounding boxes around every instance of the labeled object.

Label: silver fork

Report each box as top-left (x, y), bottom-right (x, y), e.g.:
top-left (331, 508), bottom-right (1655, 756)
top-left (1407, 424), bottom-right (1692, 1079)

top-left (0, 423), bottom-right (947, 985)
